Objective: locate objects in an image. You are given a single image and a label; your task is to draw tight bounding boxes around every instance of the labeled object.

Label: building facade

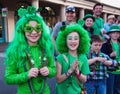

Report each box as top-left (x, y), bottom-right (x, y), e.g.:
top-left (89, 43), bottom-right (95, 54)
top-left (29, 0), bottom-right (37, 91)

top-left (0, 0), bottom-right (120, 43)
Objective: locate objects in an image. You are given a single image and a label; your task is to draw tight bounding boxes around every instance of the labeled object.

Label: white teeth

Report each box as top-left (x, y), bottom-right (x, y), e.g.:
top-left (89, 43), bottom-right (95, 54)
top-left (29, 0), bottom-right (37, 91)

top-left (70, 44), bottom-right (76, 47)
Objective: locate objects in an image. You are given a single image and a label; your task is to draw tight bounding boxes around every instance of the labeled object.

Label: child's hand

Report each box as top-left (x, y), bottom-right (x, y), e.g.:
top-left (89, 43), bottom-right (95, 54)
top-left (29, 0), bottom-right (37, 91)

top-left (110, 51), bottom-right (116, 57)
top-left (69, 60), bottom-right (79, 73)
top-left (75, 68), bottom-right (79, 74)
top-left (101, 28), bottom-right (106, 35)
top-left (103, 60), bottom-right (112, 66)
top-left (28, 68), bottom-right (39, 78)
top-left (39, 66), bottom-right (49, 76)
top-left (96, 57), bottom-right (106, 63)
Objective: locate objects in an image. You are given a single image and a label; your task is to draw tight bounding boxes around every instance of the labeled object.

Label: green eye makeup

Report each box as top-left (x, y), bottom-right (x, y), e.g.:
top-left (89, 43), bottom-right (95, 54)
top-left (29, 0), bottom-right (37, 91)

top-left (24, 23), bottom-right (42, 33)
top-left (67, 36), bottom-right (79, 40)
top-left (74, 36), bottom-right (79, 40)
top-left (67, 36), bottom-right (72, 40)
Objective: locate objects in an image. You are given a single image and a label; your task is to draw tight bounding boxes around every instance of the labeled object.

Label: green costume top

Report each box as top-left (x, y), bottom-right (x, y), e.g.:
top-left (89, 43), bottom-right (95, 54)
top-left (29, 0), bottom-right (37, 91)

top-left (110, 41), bottom-right (120, 74)
top-left (4, 6), bottom-right (56, 94)
top-left (112, 42), bottom-right (120, 62)
top-left (4, 45), bottom-right (56, 94)
top-left (92, 17), bottom-right (104, 37)
top-left (56, 53), bottom-right (90, 94)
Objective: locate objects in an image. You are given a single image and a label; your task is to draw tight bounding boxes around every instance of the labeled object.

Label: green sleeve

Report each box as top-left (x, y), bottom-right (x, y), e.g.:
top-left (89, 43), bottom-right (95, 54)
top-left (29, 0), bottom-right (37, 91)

top-left (92, 18), bottom-right (104, 36)
top-left (4, 62), bottom-right (29, 84)
top-left (77, 19), bottom-right (84, 26)
top-left (47, 56), bottom-right (56, 78)
top-left (56, 54), bottom-right (64, 65)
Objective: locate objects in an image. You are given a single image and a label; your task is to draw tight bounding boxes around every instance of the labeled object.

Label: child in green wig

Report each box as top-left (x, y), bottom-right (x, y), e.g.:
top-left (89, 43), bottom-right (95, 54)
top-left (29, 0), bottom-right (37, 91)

top-left (4, 6), bottom-right (56, 94)
top-left (55, 24), bottom-right (90, 94)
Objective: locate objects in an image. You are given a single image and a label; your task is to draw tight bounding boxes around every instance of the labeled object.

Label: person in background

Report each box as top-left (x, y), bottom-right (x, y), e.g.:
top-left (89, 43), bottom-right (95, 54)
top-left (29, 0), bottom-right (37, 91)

top-left (52, 5), bottom-right (76, 57)
top-left (4, 6), bottom-right (56, 94)
top-left (116, 15), bottom-right (120, 25)
top-left (101, 24), bottom-right (120, 94)
top-left (102, 15), bottom-right (116, 40)
top-left (104, 15), bottom-right (116, 33)
top-left (92, 3), bottom-right (104, 38)
top-left (83, 14), bottom-right (95, 37)
top-left (85, 34), bottom-right (117, 94)
top-left (55, 24), bottom-right (90, 94)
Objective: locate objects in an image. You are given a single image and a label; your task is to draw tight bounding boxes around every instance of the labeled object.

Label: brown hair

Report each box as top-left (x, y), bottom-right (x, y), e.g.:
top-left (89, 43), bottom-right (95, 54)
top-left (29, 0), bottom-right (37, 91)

top-left (93, 3), bottom-right (103, 10)
top-left (90, 35), bottom-right (103, 44)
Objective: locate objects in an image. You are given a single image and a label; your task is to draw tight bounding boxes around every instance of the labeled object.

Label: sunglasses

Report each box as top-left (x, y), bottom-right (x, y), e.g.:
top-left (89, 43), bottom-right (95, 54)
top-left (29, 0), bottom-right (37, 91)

top-left (24, 23), bottom-right (42, 33)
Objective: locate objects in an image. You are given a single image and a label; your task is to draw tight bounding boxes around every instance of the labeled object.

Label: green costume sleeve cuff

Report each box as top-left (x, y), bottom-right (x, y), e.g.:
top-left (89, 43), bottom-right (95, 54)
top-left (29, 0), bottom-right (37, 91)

top-left (47, 67), bottom-right (56, 78)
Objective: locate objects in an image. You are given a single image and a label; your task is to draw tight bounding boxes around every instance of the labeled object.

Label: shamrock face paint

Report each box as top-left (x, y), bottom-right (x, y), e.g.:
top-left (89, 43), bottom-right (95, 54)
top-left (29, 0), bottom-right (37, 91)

top-left (67, 32), bottom-right (80, 51)
top-left (25, 21), bottom-right (42, 45)
top-left (24, 22), bottom-right (42, 33)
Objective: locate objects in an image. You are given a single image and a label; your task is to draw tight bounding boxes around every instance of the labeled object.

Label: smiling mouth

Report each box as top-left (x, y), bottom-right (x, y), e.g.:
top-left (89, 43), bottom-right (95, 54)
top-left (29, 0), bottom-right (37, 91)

top-left (31, 36), bottom-right (38, 39)
top-left (70, 44), bottom-right (77, 47)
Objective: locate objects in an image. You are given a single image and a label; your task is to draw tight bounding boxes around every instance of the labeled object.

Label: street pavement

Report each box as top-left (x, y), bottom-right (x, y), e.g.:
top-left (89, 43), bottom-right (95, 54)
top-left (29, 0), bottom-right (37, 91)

top-left (0, 52), bottom-right (56, 94)
top-left (0, 53), bottom-right (17, 94)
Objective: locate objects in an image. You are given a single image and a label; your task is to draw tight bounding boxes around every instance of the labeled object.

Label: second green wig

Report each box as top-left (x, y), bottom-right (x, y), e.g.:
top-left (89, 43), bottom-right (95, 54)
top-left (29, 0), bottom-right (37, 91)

top-left (56, 24), bottom-right (90, 54)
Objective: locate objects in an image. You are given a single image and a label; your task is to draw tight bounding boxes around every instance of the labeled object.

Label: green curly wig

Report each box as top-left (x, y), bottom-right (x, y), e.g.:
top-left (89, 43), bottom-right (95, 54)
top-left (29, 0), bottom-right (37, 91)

top-left (5, 6), bottom-right (53, 67)
top-left (56, 24), bottom-right (90, 54)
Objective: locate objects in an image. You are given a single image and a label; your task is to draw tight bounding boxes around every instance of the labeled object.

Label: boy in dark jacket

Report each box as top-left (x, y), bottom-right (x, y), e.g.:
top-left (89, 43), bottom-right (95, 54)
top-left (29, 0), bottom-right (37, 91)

top-left (101, 25), bottom-right (120, 94)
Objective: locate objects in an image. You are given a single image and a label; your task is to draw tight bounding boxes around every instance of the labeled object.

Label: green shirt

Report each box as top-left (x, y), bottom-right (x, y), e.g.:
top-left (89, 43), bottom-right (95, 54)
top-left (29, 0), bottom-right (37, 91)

top-left (4, 45), bottom-right (56, 94)
top-left (92, 17), bottom-right (104, 37)
top-left (110, 41), bottom-right (120, 74)
top-left (56, 53), bottom-right (90, 94)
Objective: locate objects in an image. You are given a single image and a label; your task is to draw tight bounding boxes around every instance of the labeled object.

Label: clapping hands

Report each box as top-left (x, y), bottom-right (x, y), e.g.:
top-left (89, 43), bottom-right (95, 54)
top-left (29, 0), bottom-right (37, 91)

top-left (69, 60), bottom-right (79, 73)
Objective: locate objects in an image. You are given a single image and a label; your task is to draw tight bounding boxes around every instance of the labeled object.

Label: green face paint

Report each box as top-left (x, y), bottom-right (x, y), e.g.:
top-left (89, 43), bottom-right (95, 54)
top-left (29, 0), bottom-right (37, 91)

top-left (24, 23), bottom-right (42, 33)
top-left (67, 36), bottom-right (72, 40)
top-left (74, 36), bottom-right (79, 40)
top-left (67, 35), bottom-right (79, 40)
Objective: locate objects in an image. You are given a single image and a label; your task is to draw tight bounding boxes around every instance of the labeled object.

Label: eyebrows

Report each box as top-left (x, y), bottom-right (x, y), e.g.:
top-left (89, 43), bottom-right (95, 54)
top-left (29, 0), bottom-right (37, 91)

top-left (67, 35), bottom-right (79, 39)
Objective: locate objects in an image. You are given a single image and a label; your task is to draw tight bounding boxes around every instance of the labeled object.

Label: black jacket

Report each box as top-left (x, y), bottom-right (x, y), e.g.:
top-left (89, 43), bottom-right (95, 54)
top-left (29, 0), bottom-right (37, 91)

top-left (101, 39), bottom-right (116, 60)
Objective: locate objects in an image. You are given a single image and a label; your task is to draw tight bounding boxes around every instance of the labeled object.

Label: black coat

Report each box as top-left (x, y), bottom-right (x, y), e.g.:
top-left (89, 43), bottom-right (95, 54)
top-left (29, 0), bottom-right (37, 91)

top-left (101, 39), bottom-right (116, 60)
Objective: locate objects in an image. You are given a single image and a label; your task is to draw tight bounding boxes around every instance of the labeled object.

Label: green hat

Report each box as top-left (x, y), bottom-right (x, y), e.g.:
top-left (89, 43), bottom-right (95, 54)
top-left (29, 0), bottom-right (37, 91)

top-left (107, 25), bottom-right (120, 34)
top-left (83, 14), bottom-right (95, 21)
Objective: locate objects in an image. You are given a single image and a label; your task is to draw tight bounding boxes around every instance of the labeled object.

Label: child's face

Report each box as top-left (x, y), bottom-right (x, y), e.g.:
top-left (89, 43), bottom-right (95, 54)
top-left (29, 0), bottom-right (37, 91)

top-left (25, 21), bottom-right (42, 45)
top-left (85, 18), bottom-right (94, 28)
top-left (91, 41), bottom-right (103, 53)
top-left (67, 32), bottom-right (79, 52)
top-left (109, 32), bottom-right (120, 40)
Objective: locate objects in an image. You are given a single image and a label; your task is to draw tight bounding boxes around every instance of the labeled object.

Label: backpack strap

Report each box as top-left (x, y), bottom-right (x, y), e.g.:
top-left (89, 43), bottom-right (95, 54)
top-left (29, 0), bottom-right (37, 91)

top-left (62, 21), bottom-right (66, 26)
top-left (62, 54), bottom-right (68, 64)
